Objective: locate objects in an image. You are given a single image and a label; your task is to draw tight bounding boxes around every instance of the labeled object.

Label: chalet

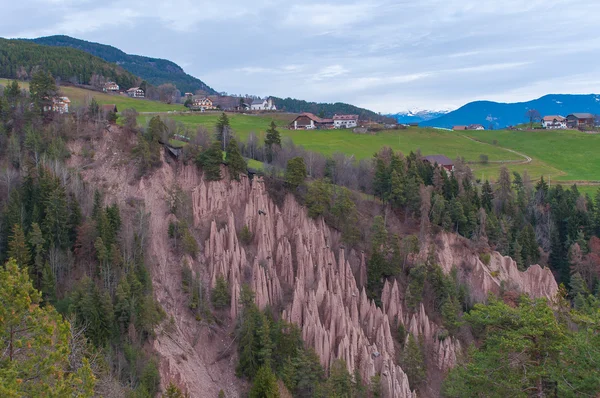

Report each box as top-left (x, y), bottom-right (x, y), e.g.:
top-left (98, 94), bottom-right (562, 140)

top-left (126, 87), bottom-right (145, 98)
top-left (467, 124), bottom-right (485, 130)
top-left (191, 97), bottom-right (216, 110)
top-left (452, 125), bottom-right (468, 131)
top-left (566, 113), bottom-right (596, 129)
top-left (184, 92), bottom-right (194, 98)
top-left (250, 97), bottom-right (277, 111)
top-left (542, 115), bottom-right (566, 129)
top-left (52, 96), bottom-right (70, 114)
top-left (290, 113), bottom-right (334, 130)
top-left (423, 155), bottom-right (454, 172)
top-left (103, 82), bottom-right (120, 92)
top-left (333, 114), bottom-right (359, 129)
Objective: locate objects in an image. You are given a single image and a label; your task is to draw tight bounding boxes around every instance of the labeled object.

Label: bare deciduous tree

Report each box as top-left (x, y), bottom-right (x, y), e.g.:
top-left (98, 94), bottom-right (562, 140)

top-left (525, 109), bottom-right (541, 129)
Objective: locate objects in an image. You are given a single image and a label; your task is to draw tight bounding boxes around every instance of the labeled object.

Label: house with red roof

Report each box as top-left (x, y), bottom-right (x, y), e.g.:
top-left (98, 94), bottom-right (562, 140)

top-left (290, 113), bottom-right (334, 130)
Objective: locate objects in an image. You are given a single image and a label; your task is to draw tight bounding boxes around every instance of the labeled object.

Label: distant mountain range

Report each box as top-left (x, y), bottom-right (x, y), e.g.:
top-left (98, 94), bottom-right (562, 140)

top-left (29, 35), bottom-right (217, 95)
top-left (420, 94), bottom-right (600, 129)
top-left (387, 109), bottom-right (451, 124)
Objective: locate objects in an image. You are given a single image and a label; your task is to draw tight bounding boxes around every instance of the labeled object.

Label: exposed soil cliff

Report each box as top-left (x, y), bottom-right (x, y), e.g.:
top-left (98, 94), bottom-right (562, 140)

top-left (70, 128), bottom-right (559, 397)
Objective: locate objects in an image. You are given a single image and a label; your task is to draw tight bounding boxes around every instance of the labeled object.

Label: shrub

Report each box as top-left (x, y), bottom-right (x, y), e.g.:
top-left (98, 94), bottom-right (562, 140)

top-left (182, 229), bottom-right (198, 258)
top-left (479, 154), bottom-right (489, 164)
top-left (479, 252), bottom-right (491, 265)
top-left (239, 225), bottom-right (253, 245)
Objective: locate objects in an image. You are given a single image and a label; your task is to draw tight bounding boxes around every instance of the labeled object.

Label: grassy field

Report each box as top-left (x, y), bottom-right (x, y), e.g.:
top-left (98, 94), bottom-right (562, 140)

top-left (0, 78), bottom-right (185, 113)
top-left (463, 129), bottom-right (600, 182)
top-left (162, 113), bottom-right (520, 163)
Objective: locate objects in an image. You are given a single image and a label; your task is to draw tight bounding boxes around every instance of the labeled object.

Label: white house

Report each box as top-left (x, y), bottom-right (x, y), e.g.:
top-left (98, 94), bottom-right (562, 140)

top-left (103, 82), bottom-right (120, 92)
top-left (333, 114), bottom-right (359, 129)
top-left (250, 97), bottom-right (277, 111)
top-left (126, 87), bottom-right (145, 98)
top-left (52, 97), bottom-right (70, 114)
top-left (542, 115), bottom-right (567, 129)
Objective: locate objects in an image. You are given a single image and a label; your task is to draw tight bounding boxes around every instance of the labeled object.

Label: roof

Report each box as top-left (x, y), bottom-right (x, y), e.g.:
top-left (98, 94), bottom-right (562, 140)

top-left (333, 114), bottom-right (359, 121)
top-left (452, 125), bottom-right (467, 130)
top-left (251, 98), bottom-right (266, 105)
top-left (101, 104), bottom-right (117, 112)
top-left (568, 113), bottom-right (595, 119)
top-left (294, 112), bottom-right (333, 124)
top-left (127, 87), bottom-right (141, 92)
top-left (423, 155), bottom-right (454, 166)
top-left (543, 115), bottom-right (565, 122)
top-left (468, 124), bottom-right (484, 128)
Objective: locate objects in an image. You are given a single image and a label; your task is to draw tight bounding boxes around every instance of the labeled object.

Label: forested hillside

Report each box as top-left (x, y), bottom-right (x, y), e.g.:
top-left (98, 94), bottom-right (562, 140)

top-left (31, 35), bottom-right (217, 95)
top-left (272, 97), bottom-right (394, 122)
top-left (0, 38), bottom-right (139, 89)
top-left (1, 71), bottom-right (599, 397)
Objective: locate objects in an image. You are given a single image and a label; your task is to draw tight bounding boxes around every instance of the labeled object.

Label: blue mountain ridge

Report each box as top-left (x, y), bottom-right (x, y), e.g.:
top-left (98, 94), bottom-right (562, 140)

top-left (387, 110), bottom-right (449, 124)
top-left (420, 94), bottom-right (600, 129)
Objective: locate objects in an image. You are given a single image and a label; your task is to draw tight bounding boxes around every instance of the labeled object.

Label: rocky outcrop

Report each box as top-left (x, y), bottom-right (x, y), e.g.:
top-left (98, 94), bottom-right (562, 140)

top-left (432, 233), bottom-right (558, 303)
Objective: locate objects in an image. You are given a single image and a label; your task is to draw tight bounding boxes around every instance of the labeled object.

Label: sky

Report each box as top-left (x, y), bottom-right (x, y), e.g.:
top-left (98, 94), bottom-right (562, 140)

top-left (3, 0), bottom-right (600, 113)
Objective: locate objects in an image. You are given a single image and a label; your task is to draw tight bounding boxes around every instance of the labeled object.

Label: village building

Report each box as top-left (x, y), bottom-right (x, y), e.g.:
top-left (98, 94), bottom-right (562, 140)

top-left (250, 97), bottom-right (277, 111)
top-left (126, 87), bottom-right (145, 98)
top-left (467, 124), bottom-right (485, 130)
top-left (566, 113), bottom-right (596, 129)
top-left (423, 155), bottom-right (454, 172)
top-left (290, 112), bottom-right (334, 130)
top-left (103, 82), bottom-right (120, 92)
top-left (452, 125), bottom-right (468, 131)
top-left (542, 115), bottom-right (566, 129)
top-left (333, 114), bottom-right (359, 129)
top-left (184, 92), bottom-right (194, 98)
top-left (51, 96), bottom-right (70, 114)
top-left (191, 97), bottom-right (216, 111)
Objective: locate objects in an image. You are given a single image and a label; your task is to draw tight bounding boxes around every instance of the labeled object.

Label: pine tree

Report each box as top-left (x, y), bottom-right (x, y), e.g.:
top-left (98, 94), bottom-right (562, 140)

top-left (401, 334), bottom-right (426, 389)
top-left (481, 180), bottom-right (494, 212)
top-left (28, 222), bottom-right (45, 288)
top-left (225, 138), bottom-right (247, 181)
top-left (215, 112), bottom-right (231, 147)
top-left (285, 157), bottom-right (307, 189)
top-left (264, 121), bottom-right (281, 163)
top-left (162, 382), bottom-right (185, 398)
top-left (0, 259), bottom-right (95, 397)
top-left (196, 141), bottom-right (224, 181)
top-left (29, 70), bottom-right (57, 113)
top-left (249, 366), bottom-right (280, 398)
top-left (8, 224), bottom-right (30, 268)
top-left (211, 275), bottom-right (231, 309)
top-left (373, 156), bottom-right (390, 202)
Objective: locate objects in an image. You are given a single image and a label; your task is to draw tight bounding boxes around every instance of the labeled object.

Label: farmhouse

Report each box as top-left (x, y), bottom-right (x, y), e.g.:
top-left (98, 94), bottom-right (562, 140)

top-left (126, 87), bottom-right (145, 98)
top-left (452, 125), bottom-right (468, 131)
top-left (290, 113), bottom-right (334, 130)
top-left (333, 114), bottom-right (359, 129)
top-left (103, 82), bottom-right (119, 92)
top-left (51, 96), bottom-right (70, 114)
top-left (191, 97), bottom-right (216, 110)
top-left (250, 97), bottom-right (277, 111)
top-left (468, 124), bottom-right (485, 130)
top-left (423, 155), bottom-right (454, 172)
top-left (542, 115), bottom-right (566, 129)
top-left (566, 113), bottom-right (596, 129)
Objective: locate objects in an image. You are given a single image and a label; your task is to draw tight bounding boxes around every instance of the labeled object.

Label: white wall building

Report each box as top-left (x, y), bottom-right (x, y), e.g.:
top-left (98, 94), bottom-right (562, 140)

top-left (542, 115), bottom-right (567, 129)
top-left (333, 114), bottom-right (359, 129)
top-left (250, 97), bottom-right (277, 111)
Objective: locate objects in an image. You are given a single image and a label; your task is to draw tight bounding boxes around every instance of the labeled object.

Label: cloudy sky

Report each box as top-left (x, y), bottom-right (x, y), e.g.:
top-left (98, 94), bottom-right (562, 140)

top-left (3, 0), bottom-right (600, 113)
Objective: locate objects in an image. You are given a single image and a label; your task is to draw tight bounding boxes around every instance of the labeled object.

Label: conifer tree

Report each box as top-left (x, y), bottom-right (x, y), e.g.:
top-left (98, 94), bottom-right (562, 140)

top-left (285, 157), bottom-right (307, 189)
top-left (264, 121), bottom-right (281, 163)
top-left (215, 112), bottom-right (231, 148)
top-left (8, 223), bottom-right (30, 268)
top-left (225, 138), bottom-right (247, 181)
top-left (249, 366), bottom-right (280, 398)
top-left (196, 141), bottom-right (223, 181)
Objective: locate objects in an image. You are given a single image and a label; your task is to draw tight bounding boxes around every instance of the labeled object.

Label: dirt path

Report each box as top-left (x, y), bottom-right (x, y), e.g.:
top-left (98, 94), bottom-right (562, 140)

top-left (459, 134), bottom-right (532, 164)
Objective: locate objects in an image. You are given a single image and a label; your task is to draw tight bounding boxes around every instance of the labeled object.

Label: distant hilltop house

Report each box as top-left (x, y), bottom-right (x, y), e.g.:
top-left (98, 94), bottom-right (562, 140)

top-left (423, 155), bottom-right (454, 172)
top-left (333, 114), bottom-right (359, 129)
top-left (452, 125), bottom-right (468, 131)
top-left (290, 112), bottom-right (334, 130)
top-left (126, 87), bottom-right (145, 98)
top-left (566, 113), bottom-right (596, 129)
top-left (184, 92), bottom-right (194, 98)
top-left (468, 124), bottom-right (485, 130)
top-left (250, 97), bottom-right (277, 111)
top-left (50, 96), bottom-right (70, 114)
top-left (191, 97), bottom-right (216, 111)
top-left (542, 115), bottom-right (566, 129)
top-left (103, 82), bottom-right (119, 92)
